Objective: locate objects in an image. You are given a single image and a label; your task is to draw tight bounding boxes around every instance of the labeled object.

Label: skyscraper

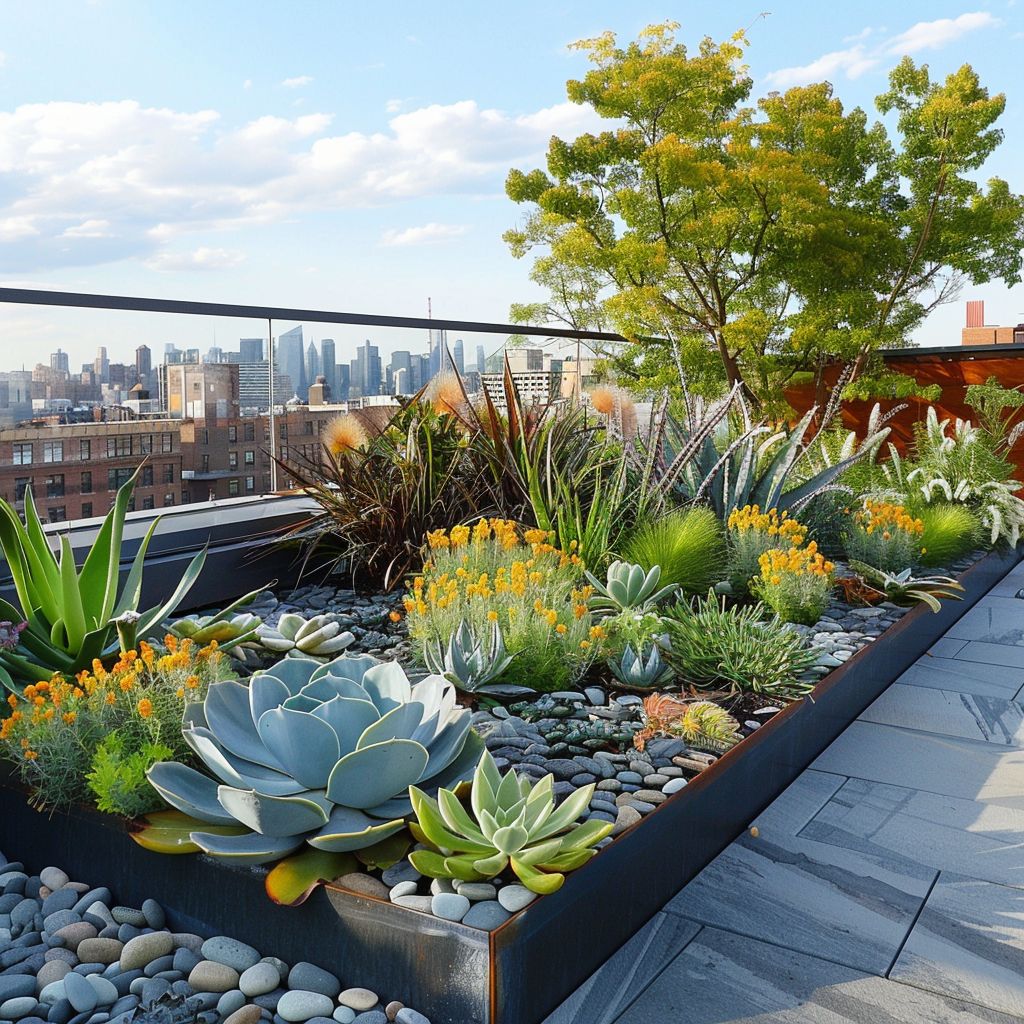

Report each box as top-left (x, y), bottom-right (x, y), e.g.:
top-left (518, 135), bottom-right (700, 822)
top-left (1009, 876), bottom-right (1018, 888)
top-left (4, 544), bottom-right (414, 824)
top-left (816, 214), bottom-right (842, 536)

top-left (305, 340), bottom-right (320, 386)
top-left (277, 326), bottom-right (306, 401)
top-left (390, 350), bottom-right (413, 395)
top-left (320, 339), bottom-right (336, 399)
top-left (476, 344), bottom-right (486, 375)
top-left (135, 345), bottom-right (151, 386)
top-left (351, 339), bottom-right (381, 398)
top-left (94, 346), bottom-right (109, 383)
top-left (50, 349), bottom-right (69, 376)
top-left (239, 338), bottom-right (264, 363)
top-left (453, 339), bottom-right (465, 376)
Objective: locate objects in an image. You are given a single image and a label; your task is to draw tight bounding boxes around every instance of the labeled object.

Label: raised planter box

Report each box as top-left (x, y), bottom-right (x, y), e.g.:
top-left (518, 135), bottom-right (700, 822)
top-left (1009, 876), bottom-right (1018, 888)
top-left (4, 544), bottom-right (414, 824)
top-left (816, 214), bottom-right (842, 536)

top-left (3, 547), bottom-right (1019, 1024)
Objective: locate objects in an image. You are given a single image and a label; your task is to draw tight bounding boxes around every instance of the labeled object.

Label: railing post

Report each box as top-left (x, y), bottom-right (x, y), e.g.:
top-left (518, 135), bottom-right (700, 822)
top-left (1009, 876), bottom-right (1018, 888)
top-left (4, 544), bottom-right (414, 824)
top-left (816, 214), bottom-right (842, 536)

top-left (268, 317), bottom-right (277, 493)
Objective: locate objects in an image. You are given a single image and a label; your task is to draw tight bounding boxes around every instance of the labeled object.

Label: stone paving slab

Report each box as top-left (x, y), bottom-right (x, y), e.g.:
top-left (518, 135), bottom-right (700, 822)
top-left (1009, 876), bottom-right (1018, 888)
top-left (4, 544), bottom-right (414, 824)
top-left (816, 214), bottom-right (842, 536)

top-left (947, 599), bottom-right (1024, 646)
top-left (953, 641), bottom-right (1024, 669)
top-left (800, 777), bottom-right (1024, 891)
top-left (894, 654), bottom-right (1024, 699)
top-left (616, 926), bottom-right (1023, 1024)
top-left (812, 721), bottom-right (1024, 809)
top-left (860, 683), bottom-right (1024, 746)
top-left (664, 771), bottom-right (934, 975)
top-left (540, 913), bottom-right (701, 1024)
top-left (891, 872), bottom-right (1024, 1018)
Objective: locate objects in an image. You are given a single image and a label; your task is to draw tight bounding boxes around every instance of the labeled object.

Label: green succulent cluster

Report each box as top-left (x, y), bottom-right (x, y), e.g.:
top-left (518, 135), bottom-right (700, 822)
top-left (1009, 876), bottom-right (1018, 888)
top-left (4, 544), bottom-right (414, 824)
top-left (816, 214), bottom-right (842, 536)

top-left (409, 750), bottom-right (612, 894)
top-left (585, 561), bottom-right (677, 615)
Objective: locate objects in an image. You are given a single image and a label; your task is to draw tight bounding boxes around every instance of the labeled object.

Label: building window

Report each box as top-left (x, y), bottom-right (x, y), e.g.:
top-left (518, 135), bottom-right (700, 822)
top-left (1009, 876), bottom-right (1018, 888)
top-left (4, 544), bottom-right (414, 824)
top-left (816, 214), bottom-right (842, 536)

top-left (141, 466), bottom-right (154, 487)
top-left (163, 493), bottom-right (175, 507)
top-left (228, 452), bottom-right (238, 469)
top-left (161, 434), bottom-right (173, 453)
top-left (14, 478), bottom-right (29, 502)
top-left (279, 423), bottom-right (288, 439)
top-left (244, 450), bottom-right (255, 465)
top-left (140, 435), bottom-right (153, 454)
top-left (163, 464), bottom-right (175, 484)
top-left (45, 474), bottom-right (64, 499)
top-left (79, 439), bottom-right (91, 460)
top-left (262, 473), bottom-right (272, 491)
top-left (80, 471), bottom-right (93, 494)
top-left (13, 444), bottom-right (32, 466)
top-left (47, 507), bottom-right (66, 524)
top-left (228, 425), bottom-right (237, 442)
top-left (43, 441), bottom-right (63, 464)
top-left (201, 429), bottom-right (209, 445)
top-left (228, 478), bottom-right (240, 497)
top-left (244, 475), bottom-right (255, 493)
top-left (303, 421), bottom-right (313, 436)
top-left (108, 467), bottom-right (133, 491)
top-left (81, 503), bottom-right (92, 518)
top-left (244, 423), bottom-right (255, 442)
top-left (141, 496), bottom-right (155, 510)
top-left (201, 454), bottom-right (210, 473)
top-left (107, 437), bottom-right (132, 458)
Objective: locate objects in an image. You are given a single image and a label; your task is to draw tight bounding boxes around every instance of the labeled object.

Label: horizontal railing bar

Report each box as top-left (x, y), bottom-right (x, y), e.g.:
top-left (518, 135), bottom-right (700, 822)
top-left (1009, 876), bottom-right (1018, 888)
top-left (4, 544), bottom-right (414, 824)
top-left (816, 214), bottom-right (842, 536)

top-left (0, 287), bottom-right (628, 343)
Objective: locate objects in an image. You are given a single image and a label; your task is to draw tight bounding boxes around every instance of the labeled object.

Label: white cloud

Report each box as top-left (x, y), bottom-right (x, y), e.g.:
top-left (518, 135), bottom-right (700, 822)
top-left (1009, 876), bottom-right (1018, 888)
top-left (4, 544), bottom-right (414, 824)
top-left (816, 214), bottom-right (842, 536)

top-left (385, 98), bottom-right (404, 113)
top-left (766, 11), bottom-right (999, 88)
top-left (145, 246), bottom-right (246, 272)
top-left (281, 75), bottom-right (313, 89)
top-left (243, 79), bottom-right (252, 90)
top-left (0, 96), bottom-right (601, 271)
top-left (885, 12), bottom-right (998, 53)
top-left (766, 46), bottom-right (878, 88)
top-left (379, 222), bottom-right (468, 247)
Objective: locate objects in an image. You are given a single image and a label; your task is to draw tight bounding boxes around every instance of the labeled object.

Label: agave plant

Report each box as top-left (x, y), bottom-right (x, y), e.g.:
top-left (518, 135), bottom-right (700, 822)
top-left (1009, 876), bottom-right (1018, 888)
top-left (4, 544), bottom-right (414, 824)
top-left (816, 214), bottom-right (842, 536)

top-left (0, 469), bottom-right (207, 693)
top-left (257, 613), bottom-right (354, 659)
top-left (422, 618), bottom-right (529, 696)
top-left (408, 749), bottom-right (612, 894)
top-left (848, 561), bottom-right (965, 613)
top-left (607, 642), bottom-right (674, 690)
top-left (586, 562), bottom-right (677, 615)
top-left (633, 694), bottom-right (741, 753)
top-left (146, 654), bottom-right (484, 863)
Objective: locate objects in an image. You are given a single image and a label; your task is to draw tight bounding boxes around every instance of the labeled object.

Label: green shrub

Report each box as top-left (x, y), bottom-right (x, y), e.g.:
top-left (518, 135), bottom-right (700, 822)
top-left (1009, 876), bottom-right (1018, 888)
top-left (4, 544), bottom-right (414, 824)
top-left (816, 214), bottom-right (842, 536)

top-left (843, 499), bottom-right (925, 572)
top-left (916, 504), bottom-right (982, 567)
top-left (662, 592), bottom-right (818, 700)
top-left (752, 542), bottom-right (835, 626)
top-left (621, 507), bottom-right (724, 595)
top-left (725, 505), bottom-right (807, 595)
top-left (87, 732), bottom-right (173, 818)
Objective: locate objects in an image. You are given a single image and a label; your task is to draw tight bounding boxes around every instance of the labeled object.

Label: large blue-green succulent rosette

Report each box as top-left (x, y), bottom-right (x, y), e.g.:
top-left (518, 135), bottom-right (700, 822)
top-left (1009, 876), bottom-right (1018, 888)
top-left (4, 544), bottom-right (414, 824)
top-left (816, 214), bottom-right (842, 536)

top-left (147, 653), bottom-right (483, 863)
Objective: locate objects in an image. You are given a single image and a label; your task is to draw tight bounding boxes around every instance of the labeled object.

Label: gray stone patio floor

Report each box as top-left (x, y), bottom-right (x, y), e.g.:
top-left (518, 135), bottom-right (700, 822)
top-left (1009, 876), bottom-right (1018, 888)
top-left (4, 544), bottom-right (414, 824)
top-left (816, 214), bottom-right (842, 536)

top-left (543, 560), bottom-right (1024, 1023)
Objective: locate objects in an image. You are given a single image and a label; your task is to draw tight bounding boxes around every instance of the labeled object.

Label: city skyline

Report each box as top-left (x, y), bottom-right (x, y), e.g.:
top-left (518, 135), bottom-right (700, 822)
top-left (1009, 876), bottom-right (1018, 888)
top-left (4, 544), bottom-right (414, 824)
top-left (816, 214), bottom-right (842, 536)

top-left (0, 2), bottom-right (1020, 368)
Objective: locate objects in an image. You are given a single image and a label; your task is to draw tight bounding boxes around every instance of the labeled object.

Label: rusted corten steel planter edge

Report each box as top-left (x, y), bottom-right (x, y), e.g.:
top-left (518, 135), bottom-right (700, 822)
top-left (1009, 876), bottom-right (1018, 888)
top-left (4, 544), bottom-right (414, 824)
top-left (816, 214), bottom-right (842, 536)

top-left (2, 547), bottom-right (1019, 1024)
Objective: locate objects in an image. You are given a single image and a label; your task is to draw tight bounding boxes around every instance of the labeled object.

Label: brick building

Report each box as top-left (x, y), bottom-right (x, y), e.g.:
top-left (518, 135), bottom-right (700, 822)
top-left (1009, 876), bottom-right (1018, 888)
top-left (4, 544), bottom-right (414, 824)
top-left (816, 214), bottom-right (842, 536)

top-left (962, 300), bottom-right (1024, 346)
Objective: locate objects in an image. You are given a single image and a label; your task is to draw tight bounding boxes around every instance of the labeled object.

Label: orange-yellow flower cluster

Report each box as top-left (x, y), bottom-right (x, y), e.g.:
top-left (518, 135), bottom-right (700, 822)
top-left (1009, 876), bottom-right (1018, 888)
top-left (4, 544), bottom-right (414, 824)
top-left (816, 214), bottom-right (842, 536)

top-left (854, 499), bottom-right (924, 540)
top-left (758, 540), bottom-right (835, 584)
top-left (728, 504), bottom-right (807, 546)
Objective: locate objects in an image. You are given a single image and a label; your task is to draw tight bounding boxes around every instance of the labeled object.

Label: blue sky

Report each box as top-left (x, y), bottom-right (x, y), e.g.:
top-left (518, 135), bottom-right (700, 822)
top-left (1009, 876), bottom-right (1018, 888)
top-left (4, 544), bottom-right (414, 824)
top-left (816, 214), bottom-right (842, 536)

top-left (0, 0), bottom-right (1022, 370)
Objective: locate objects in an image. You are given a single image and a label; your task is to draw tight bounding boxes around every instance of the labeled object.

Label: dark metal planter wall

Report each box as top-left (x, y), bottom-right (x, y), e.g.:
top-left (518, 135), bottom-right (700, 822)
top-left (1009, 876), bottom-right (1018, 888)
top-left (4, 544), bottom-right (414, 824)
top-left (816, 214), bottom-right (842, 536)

top-left (1, 548), bottom-right (1018, 1024)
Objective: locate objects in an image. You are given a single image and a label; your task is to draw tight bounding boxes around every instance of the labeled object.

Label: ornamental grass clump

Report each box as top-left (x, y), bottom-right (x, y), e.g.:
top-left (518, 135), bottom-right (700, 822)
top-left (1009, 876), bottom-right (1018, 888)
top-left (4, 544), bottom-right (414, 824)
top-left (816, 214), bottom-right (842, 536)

top-left (916, 504), bottom-right (982, 567)
top-left (0, 636), bottom-right (233, 814)
top-left (753, 541), bottom-right (835, 626)
top-left (404, 519), bottom-right (596, 691)
top-left (844, 499), bottom-right (924, 572)
top-left (726, 505), bottom-right (807, 595)
top-left (663, 592), bottom-right (818, 700)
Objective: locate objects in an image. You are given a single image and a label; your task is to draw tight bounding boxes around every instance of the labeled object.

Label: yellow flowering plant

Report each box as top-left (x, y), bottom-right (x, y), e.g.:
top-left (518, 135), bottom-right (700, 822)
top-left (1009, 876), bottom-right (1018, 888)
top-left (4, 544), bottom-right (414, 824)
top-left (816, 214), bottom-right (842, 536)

top-left (0, 636), bottom-right (234, 815)
top-left (844, 499), bottom-right (925, 572)
top-left (726, 505), bottom-right (808, 594)
top-left (405, 519), bottom-right (596, 691)
top-left (753, 541), bottom-right (836, 625)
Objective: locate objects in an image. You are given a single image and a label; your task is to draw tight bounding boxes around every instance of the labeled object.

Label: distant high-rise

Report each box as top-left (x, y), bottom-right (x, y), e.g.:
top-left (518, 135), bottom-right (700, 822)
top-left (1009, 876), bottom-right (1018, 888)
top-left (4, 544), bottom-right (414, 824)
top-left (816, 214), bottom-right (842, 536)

top-left (320, 339), bottom-right (336, 399)
top-left (351, 339), bottom-right (381, 398)
top-left (239, 338), bottom-right (264, 363)
top-left (94, 346), bottom-right (109, 383)
top-left (50, 349), bottom-right (69, 376)
top-left (277, 326), bottom-right (307, 400)
top-left (135, 345), bottom-right (151, 385)
top-left (336, 364), bottom-right (350, 402)
top-left (205, 346), bottom-right (224, 364)
top-left (453, 338), bottom-right (465, 376)
top-left (476, 344), bottom-right (486, 375)
top-left (390, 350), bottom-right (413, 395)
top-left (305, 340), bottom-right (320, 386)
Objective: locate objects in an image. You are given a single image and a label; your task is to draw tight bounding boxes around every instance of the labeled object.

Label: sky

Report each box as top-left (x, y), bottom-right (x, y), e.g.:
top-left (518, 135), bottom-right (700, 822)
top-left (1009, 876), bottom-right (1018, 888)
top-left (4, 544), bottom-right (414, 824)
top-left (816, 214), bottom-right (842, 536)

top-left (0, 0), bottom-right (1022, 372)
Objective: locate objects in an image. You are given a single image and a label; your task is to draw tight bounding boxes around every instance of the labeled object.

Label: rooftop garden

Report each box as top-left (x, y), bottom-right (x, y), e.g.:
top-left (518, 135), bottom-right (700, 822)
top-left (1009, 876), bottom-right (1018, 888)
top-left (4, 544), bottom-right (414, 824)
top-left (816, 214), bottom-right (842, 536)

top-left (1, 19), bottom-right (1023, 1024)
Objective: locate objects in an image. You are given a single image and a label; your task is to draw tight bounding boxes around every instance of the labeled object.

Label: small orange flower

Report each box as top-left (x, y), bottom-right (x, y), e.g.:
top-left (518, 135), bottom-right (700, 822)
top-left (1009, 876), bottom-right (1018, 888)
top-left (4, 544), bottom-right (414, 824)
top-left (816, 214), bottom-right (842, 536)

top-left (137, 698), bottom-right (153, 718)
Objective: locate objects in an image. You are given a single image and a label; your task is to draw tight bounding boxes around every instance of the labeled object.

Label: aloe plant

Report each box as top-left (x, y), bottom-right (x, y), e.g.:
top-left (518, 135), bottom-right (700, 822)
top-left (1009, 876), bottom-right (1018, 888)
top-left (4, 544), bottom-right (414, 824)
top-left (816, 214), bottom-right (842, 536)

top-left (146, 653), bottom-right (483, 864)
top-left (0, 469), bottom-right (208, 692)
top-left (586, 561), bottom-right (677, 615)
top-left (607, 642), bottom-right (674, 689)
top-left (422, 618), bottom-right (524, 695)
top-left (408, 749), bottom-right (612, 894)
top-left (848, 561), bottom-right (965, 613)
top-left (257, 613), bottom-right (354, 659)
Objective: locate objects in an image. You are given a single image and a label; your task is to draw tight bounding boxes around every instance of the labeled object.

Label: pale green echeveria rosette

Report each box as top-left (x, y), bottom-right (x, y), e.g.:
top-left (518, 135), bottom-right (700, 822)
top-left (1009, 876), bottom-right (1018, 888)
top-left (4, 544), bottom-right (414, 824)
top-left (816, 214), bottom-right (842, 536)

top-left (147, 653), bottom-right (483, 864)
